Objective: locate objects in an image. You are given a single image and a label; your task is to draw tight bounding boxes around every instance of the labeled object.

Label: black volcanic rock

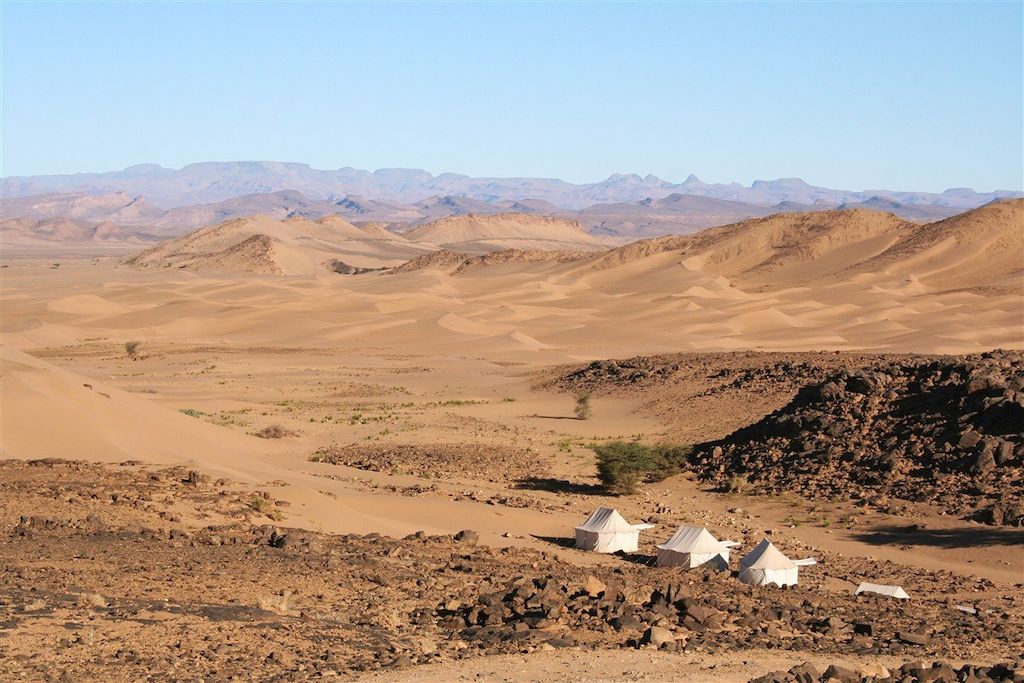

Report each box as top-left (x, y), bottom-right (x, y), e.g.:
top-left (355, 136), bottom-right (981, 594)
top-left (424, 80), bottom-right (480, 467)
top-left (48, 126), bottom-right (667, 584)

top-left (690, 351), bottom-right (1024, 524)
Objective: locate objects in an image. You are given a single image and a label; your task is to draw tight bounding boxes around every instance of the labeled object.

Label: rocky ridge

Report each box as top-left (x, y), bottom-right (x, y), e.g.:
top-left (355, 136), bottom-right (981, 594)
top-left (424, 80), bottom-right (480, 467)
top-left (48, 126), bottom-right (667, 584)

top-left (690, 351), bottom-right (1024, 525)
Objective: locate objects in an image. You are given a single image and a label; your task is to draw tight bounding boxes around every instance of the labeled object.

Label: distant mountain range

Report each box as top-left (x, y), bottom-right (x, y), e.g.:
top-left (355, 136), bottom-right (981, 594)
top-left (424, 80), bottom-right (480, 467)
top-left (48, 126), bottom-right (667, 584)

top-left (2, 162), bottom-right (1020, 242)
top-left (5, 161), bottom-right (1019, 208)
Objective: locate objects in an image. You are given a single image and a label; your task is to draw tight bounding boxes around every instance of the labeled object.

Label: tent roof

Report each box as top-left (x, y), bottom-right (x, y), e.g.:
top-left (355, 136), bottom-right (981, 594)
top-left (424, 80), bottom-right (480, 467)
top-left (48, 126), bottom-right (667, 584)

top-left (855, 582), bottom-right (910, 599)
top-left (575, 507), bottom-right (643, 533)
top-left (739, 539), bottom-right (796, 570)
top-left (657, 525), bottom-right (727, 554)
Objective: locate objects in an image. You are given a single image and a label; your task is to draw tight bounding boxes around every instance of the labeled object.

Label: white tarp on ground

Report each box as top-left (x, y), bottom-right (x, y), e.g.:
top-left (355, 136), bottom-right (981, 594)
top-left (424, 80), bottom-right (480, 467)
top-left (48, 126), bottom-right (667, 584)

top-left (574, 507), bottom-right (654, 553)
top-left (655, 525), bottom-right (739, 569)
top-left (738, 539), bottom-right (816, 587)
top-left (855, 582), bottom-right (910, 599)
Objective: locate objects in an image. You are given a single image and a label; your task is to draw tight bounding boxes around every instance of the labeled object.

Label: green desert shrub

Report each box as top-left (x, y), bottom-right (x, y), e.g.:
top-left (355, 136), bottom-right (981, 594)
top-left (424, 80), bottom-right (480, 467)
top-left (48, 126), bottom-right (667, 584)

top-left (249, 497), bottom-right (286, 521)
top-left (592, 441), bottom-right (692, 495)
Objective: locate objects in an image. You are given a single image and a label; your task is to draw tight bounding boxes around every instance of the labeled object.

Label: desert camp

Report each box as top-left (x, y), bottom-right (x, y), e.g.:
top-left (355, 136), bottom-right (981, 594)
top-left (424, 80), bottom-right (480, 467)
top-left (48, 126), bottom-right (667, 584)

top-left (855, 583), bottom-right (911, 600)
top-left (2, 2), bottom-right (1022, 680)
top-left (738, 539), bottom-right (817, 588)
top-left (655, 525), bottom-right (738, 570)
top-left (574, 507), bottom-right (655, 553)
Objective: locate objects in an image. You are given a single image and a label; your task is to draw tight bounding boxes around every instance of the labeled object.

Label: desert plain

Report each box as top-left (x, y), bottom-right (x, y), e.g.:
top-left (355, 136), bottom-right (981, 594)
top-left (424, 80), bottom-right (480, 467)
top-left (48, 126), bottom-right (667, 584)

top-left (1, 200), bottom-right (1022, 682)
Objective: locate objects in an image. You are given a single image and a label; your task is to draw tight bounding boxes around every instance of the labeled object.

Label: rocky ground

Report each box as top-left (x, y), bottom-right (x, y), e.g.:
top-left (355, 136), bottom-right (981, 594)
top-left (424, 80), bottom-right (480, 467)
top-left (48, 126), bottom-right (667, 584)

top-left (751, 659), bottom-right (1024, 683)
top-left (687, 352), bottom-right (1024, 526)
top-left (1, 459), bottom-right (1021, 682)
top-left (549, 351), bottom-right (1024, 526)
top-left (542, 351), bottom-right (894, 445)
top-left (311, 442), bottom-right (550, 482)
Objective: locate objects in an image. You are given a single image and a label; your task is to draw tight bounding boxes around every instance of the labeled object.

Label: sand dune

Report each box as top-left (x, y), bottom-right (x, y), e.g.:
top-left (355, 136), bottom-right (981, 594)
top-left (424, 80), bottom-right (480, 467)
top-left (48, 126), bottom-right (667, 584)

top-left (852, 199), bottom-right (1024, 292)
top-left (123, 212), bottom-right (604, 275)
top-left (124, 214), bottom-right (434, 274)
top-left (402, 213), bottom-right (606, 254)
top-left (569, 201), bottom-right (1023, 293)
top-left (0, 345), bottom-right (274, 464)
top-left (3, 203), bottom-right (1016, 358)
top-left (577, 209), bottom-right (915, 288)
top-left (1, 216), bottom-right (159, 248)
top-left (3, 203), bottom-right (1019, 434)
top-left (356, 220), bottom-right (409, 241)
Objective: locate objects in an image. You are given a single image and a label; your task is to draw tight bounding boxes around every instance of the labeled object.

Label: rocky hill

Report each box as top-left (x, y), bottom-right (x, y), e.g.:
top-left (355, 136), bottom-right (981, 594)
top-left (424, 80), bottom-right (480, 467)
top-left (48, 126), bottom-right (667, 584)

top-left (689, 351), bottom-right (1024, 526)
top-left (0, 191), bottom-right (164, 223)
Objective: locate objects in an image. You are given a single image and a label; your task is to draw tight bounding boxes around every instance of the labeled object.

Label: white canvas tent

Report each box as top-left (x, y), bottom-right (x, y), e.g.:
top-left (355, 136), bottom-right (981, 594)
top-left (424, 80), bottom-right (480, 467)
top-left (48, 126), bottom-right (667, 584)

top-left (574, 507), bottom-right (654, 553)
top-left (738, 539), bottom-right (816, 587)
top-left (656, 525), bottom-right (739, 569)
top-left (855, 582), bottom-right (909, 599)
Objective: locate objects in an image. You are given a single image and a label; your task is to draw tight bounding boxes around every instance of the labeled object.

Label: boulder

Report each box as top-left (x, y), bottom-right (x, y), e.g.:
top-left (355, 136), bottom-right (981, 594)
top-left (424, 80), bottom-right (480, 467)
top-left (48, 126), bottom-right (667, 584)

top-left (974, 450), bottom-right (997, 475)
top-left (822, 664), bottom-right (860, 682)
top-left (585, 575), bottom-right (607, 598)
top-left (789, 662), bottom-right (820, 683)
top-left (453, 529), bottom-right (479, 545)
top-left (852, 622), bottom-right (874, 636)
top-left (958, 430), bottom-right (983, 449)
top-left (858, 663), bottom-right (890, 678)
top-left (641, 626), bottom-right (675, 649)
top-left (816, 382), bottom-right (845, 402)
top-left (897, 631), bottom-right (932, 645)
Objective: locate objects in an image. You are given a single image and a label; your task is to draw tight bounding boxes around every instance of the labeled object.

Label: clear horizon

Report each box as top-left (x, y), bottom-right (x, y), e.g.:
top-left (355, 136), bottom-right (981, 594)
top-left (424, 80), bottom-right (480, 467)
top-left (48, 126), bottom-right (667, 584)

top-left (2, 2), bottom-right (1022, 192)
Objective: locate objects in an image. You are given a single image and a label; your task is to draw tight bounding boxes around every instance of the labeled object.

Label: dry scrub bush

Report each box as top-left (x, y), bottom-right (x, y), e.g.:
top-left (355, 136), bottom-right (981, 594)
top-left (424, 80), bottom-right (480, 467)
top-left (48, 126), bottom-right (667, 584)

top-left (254, 424), bottom-right (297, 439)
top-left (724, 474), bottom-right (750, 493)
top-left (574, 393), bottom-right (593, 420)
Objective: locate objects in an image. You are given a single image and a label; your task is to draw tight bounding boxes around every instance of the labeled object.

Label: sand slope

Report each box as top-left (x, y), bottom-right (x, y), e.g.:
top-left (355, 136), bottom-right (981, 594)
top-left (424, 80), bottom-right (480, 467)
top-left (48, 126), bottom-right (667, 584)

top-left (124, 212), bottom-right (606, 274)
top-left (5, 202), bottom-right (1018, 357)
top-left (402, 213), bottom-right (606, 254)
top-left (851, 199), bottom-right (1024, 292)
top-left (0, 341), bottom-right (582, 541)
top-left (0, 345), bottom-right (274, 465)
top-left (577, 201), bottom-right (1023, 292)
top-left (124, 214), bottom-right (434, 274)
top-left (1, 216), bottom-right (158, 248)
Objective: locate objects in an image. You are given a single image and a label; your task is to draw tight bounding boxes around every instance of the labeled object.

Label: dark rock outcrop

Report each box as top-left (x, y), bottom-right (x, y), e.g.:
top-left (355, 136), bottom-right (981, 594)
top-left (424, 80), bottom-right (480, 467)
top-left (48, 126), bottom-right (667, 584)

top-left (691, 351), bottom-right (1024, 524)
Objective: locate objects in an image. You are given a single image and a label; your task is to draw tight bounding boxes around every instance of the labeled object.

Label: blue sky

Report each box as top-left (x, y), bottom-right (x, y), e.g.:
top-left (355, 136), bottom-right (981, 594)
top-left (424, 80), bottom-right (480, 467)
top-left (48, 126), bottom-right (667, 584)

top-left (2, 2), bottom-right (1021, 191)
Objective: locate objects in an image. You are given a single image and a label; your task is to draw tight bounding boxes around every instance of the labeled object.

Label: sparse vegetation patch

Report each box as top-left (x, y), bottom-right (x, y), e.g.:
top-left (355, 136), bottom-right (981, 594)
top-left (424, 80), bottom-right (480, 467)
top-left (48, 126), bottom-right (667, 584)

top-left (253, 424), bottom-right (297, 439)
top-left (124, 340), bottom-right (141, 359)
top-left (592, 440), bottom-right (691, 495)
